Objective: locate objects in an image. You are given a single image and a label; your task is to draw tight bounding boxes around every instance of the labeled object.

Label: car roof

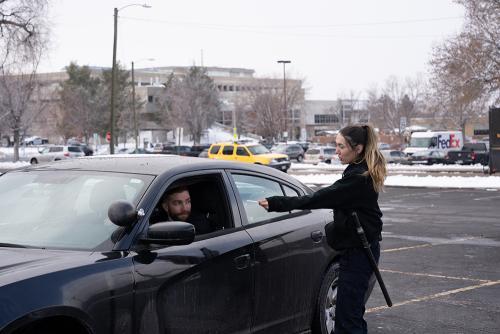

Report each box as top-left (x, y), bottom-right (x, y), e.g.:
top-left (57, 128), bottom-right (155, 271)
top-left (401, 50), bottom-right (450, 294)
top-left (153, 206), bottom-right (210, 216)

top-left (10, 155), bottom-right (296, 180)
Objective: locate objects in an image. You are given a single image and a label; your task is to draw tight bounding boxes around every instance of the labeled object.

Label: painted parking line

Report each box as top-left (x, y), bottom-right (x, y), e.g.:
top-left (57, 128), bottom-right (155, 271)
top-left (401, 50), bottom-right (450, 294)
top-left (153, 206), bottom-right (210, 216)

top-left (382, 244), bottom-right (432, 253)
top-left (366, 280), bottom-right (500, 313)
top-left (379, 269), bottom-right (489, 283)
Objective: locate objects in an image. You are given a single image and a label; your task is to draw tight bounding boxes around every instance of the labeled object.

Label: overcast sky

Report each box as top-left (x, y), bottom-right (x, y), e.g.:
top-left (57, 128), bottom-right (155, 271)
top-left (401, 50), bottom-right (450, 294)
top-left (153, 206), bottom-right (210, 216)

top-left (41, 0), bottom-right (465, 100)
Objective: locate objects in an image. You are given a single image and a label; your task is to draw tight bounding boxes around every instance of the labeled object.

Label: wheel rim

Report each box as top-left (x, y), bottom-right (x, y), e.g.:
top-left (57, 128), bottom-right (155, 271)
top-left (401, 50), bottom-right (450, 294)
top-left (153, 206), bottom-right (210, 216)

top-left (324, 281), bottom-right (337, 333)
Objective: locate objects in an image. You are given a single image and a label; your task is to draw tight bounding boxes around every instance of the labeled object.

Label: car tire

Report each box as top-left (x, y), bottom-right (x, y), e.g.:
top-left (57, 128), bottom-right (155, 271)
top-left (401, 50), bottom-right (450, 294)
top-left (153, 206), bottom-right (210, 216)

top-left (30, 158), bottom-right (38, 165)
top-left (313, 262), bottom-right (339, 334)
top-left (297, 155), bottom-right (304, 162)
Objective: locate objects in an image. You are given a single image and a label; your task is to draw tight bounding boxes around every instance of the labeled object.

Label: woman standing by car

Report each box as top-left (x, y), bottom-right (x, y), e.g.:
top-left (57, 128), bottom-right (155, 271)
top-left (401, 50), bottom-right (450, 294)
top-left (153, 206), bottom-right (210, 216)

top-left (259, 124), bottom-right (386, 334)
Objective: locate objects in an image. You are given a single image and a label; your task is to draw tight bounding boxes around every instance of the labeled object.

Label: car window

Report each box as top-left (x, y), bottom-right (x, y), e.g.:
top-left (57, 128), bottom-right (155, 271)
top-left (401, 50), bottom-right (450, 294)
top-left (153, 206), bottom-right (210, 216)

top-left (236, 147), bottom-right (249, 156)
top-left (307, 149), bottom-right (320, 154)
top-left (247, 144), bottom-right (270, 155)
top-left (222, 145), bottom-right (234, 155)
top-left (232, 174), bottom-right (290, 225)
top-left (209, 145), bottom-right (221, 154)
top-left (0, 171), bottom-right (153, 250)
top-left (324, 148), bottom-right (335, 155)
top-left (49, 147), bottom-right (63, 152)
top-left (68, 146), bottom-right (81, 152)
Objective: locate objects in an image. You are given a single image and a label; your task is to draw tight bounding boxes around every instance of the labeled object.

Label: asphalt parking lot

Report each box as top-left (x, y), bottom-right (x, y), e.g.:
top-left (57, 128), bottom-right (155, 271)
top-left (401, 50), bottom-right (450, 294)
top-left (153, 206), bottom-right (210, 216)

top-left (363, 187), bottom-right (500, 333)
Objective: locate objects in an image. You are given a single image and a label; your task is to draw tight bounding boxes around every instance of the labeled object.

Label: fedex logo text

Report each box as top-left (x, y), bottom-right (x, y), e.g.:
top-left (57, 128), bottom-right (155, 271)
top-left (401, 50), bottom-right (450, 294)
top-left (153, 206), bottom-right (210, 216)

top-left (437, 134), bottom-right (461, 149)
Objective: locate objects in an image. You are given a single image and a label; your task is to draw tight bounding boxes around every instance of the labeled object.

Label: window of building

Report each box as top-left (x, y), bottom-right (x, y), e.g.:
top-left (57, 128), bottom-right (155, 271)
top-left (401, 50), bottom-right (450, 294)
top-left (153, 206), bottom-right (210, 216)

top-left (314, 114), bottom-right (339, 124)
top-left (148, 96), bottom-right (153, 103)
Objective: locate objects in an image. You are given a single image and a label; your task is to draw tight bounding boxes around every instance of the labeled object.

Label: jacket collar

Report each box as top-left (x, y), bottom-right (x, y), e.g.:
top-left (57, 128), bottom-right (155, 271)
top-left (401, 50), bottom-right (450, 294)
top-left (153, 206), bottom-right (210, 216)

top-left (343, 160), bottom-right (368, 178)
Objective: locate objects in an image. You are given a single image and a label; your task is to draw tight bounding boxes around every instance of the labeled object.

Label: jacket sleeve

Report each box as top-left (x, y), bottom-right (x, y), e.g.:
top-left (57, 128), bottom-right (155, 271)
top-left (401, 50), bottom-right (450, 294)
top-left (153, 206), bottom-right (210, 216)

top-left (267, 174), bottom-right (368, 212)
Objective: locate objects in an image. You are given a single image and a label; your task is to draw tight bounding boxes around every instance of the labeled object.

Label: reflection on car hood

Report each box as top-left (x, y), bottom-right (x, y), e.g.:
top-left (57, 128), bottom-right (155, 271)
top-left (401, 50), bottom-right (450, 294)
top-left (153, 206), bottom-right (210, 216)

top-left (0, 248), bottom-right (106, 287)
top-left (256, 153), bottom-right (289, 159)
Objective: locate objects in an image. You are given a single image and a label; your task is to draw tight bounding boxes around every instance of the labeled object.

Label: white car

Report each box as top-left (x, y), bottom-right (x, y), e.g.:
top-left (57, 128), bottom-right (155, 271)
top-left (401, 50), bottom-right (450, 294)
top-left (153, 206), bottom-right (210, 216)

top-left (28, 145), bottom-right (84, 164)
top-left (304, 146), bottom-right (338, 164)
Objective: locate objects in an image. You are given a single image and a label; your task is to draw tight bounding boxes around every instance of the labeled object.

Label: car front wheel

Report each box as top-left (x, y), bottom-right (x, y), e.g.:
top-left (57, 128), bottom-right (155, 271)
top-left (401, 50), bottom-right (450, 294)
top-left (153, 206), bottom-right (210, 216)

top-left (297, 155), bottom-right (304, 162)
top-left (30, 158), bottom-right (38, 165)
top-left (314, 262), bottom-right (339, 334)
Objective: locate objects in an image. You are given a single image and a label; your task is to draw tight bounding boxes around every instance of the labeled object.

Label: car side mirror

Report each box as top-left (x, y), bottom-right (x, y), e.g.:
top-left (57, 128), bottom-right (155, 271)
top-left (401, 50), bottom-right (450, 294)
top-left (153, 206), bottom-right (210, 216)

top-left (108, 200), bottom-right (138, 227)
top-left (141, 221), bottom-right (195, 245)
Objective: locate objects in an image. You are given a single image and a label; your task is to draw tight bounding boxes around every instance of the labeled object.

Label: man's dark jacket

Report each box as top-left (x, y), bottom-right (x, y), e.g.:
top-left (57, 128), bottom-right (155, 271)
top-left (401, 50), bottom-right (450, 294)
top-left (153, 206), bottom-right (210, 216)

top-left (266, 161), bottom-right (383, 250)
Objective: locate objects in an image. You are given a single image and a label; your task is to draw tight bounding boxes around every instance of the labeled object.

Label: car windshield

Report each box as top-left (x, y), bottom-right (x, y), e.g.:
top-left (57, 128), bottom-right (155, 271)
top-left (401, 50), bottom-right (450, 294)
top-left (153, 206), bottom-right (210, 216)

top-left (0, 171), bottom-right (153, 251)
top-left (247, 144), bottom-right (270, 155)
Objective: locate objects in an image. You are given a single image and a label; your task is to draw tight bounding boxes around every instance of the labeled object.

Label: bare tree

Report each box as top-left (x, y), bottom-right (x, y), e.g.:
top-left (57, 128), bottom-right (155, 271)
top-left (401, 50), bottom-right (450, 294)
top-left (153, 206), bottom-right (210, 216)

top-left (236, 79), bottom-right (304, 141)
top-left (366, 76), bottom-right (426, 142)
top-left (429, 0), bottom-right (499, 126)
top-left (0, 0), bottom-right (48, 161)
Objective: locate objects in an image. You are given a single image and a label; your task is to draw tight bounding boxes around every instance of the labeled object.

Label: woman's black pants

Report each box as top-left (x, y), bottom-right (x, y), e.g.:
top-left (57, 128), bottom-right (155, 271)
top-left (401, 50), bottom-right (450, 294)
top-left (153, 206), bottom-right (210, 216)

top-left (334, 241), bottom-right (380, 334)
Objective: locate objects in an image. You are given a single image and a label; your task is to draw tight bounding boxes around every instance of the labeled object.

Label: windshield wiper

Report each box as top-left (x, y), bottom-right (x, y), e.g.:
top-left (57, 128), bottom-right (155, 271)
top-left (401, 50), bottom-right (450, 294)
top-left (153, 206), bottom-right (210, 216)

top-left (0, 242), bottom-right (27, 248)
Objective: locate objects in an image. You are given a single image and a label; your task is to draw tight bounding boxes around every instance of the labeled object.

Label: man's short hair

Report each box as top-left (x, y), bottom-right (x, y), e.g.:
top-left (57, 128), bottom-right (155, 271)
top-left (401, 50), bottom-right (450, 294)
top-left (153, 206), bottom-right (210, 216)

top-left (163, 185), bottom-right (189, 202)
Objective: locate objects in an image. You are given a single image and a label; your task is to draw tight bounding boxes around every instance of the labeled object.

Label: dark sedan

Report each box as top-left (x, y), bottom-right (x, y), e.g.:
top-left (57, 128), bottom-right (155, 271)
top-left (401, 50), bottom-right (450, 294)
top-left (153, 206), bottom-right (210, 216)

top-left (0, 156), bottom-right (342, 334)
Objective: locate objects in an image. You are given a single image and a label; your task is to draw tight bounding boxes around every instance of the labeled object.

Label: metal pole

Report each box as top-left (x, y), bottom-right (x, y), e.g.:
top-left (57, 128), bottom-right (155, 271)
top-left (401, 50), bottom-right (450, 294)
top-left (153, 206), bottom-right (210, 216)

top-left (110, 7), bottom-right (118, 154)
top-left (132, 61), bottom-right (138, 150)
top-left (277, 60), bottom-right (291, 142)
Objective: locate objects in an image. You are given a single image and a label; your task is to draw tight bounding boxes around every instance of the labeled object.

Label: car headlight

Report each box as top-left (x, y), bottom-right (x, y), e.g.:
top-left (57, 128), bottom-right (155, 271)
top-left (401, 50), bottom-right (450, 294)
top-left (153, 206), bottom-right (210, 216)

top-left (270, 159), bottom-right (278, 164)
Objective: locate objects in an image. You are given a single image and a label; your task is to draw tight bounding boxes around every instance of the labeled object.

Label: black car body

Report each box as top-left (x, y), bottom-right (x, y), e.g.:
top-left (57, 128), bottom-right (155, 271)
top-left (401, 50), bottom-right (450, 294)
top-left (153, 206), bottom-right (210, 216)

top-left (0, 156), bottom-right (341, 334)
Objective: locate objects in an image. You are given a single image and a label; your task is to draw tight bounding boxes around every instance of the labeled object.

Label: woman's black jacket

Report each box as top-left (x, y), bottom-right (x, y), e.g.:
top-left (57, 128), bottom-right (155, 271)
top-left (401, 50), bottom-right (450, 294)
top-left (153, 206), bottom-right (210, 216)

top-left (266, 161), bottom-right (383, 250)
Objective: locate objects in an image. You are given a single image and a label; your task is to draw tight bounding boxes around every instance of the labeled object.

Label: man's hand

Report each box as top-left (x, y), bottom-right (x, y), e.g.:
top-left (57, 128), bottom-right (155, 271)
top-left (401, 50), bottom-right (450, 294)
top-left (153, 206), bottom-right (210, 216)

top-left (258, 199), bottom-right (269, 210)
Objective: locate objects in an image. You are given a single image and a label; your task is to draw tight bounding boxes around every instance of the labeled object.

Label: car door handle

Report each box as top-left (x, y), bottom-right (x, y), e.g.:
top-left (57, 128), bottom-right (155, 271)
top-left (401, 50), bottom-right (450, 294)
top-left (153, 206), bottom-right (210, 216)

top-left (311, 231), bottom-right (323, 243)
top-left (234, 254), bottom-right (251, 270)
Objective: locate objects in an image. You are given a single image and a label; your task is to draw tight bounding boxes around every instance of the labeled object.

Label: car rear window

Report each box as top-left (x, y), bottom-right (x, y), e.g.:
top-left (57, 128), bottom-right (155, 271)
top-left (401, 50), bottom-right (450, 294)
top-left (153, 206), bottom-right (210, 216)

top-left (324, 149), bottom-right (335, 154)
top-left (68, 147), bottom-right (82, 152)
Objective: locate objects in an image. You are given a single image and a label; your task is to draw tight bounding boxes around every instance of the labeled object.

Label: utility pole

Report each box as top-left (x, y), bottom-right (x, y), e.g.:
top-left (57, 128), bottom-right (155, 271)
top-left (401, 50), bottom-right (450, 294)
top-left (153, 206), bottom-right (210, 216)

top-left (131, 61), bottom-right (138, 150)
top-left (110, 7), bottom-right (118, 154)
top-left (277, 60), bottom-right (291, 141)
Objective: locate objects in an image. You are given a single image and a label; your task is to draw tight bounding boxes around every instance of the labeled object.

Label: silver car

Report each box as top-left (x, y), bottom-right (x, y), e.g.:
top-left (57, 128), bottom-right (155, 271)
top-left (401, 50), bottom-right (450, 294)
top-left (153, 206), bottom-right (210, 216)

top-left (28, 145), bottom-right (84, 164)
top-left (304, 146), bottom-right (338, 164)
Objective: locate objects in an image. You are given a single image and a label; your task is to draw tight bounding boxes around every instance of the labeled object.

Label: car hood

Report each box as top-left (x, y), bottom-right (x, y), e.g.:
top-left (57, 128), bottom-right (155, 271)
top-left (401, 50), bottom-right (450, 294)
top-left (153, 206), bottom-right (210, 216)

top-left (0, 247), bottom-right (111, 287)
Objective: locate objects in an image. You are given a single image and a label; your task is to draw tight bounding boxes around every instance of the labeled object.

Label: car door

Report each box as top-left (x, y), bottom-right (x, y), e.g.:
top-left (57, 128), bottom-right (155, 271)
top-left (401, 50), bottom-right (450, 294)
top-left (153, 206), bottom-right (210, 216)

top-left (132, 170), bottom-right (254, 334)
top-left (228, 171), bottom-right (333, 334)
top-left (235, 146), bottom-right (252, 164)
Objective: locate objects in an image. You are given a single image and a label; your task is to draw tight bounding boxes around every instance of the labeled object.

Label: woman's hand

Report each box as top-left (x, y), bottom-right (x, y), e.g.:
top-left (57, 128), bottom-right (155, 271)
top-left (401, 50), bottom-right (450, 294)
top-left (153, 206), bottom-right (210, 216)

top-left (258, 199), bottom-right (269, 210)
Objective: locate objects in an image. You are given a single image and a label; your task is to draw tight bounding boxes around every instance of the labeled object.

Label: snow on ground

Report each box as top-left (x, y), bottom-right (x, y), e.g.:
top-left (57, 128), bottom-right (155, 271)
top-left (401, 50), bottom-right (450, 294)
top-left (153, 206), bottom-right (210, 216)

top-left (292, 173), bottom-right (500, 189)
top-left (1, 155), bottom-right (498, 189)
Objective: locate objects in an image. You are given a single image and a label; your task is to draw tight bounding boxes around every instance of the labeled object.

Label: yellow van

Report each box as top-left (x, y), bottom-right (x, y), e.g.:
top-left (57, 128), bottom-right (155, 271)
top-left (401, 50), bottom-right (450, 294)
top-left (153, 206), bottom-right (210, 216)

top-left (208, 142), bottom-right (291, 172)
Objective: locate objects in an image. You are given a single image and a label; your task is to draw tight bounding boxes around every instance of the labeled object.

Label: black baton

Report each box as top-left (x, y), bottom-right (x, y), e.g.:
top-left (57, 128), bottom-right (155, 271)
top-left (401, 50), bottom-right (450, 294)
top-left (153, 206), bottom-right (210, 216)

top-left (351, 212), bottom-right (393, 307)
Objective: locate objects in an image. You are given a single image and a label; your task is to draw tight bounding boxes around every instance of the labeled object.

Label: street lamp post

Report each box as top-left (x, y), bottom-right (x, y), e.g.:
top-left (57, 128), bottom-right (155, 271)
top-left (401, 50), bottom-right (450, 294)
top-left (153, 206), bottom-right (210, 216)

top-left (131, 58), bottom-right (154, 150)
top-left (109, 3), bottom-right (151, 154)
top-left (277, 60), bottom-right (291, 141)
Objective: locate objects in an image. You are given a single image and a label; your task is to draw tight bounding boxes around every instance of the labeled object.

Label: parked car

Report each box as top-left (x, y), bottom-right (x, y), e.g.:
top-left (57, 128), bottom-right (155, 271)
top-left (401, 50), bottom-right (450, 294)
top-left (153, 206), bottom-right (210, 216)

top-left (304, 146), bottom-right (338, 164)
top-left (271, 144), bottom-right (305, 162)
top-left (27, 145), bottom-right (84, 164)
top-left (381, 150), bottom-right (409, 164)
top-left (208, 142), bottom-right (291, 172)
top-left (447, 142), bottom-right (489, 165)
top-left (23, 136), bottom-right (49, 146)
top-left (0, 156), bottom-right (352, 334)
top-left (407, 150), bottom-right (449, 165)
top-left (198, 148), bottom-right (209, 158)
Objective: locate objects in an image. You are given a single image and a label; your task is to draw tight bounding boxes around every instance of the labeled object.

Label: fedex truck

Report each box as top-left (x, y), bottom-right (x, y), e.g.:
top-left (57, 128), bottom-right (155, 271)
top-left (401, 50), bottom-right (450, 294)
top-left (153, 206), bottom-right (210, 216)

top-left (404, 131), bottom-right (463, 155)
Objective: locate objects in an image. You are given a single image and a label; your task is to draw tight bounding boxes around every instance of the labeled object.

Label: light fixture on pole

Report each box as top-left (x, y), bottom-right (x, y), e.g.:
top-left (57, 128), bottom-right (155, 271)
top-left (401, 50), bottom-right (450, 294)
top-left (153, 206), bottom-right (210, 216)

top-left (131, 58), bottom-right (155, 150)
top-left (110, 3), bottom-right (151, 154)
top-left (277, 60), bottom-right (291, 141)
